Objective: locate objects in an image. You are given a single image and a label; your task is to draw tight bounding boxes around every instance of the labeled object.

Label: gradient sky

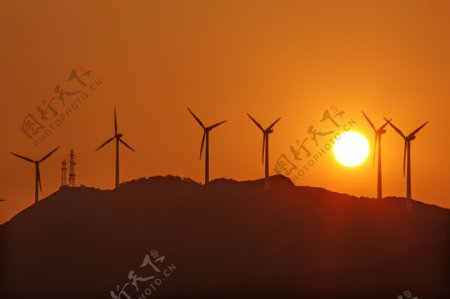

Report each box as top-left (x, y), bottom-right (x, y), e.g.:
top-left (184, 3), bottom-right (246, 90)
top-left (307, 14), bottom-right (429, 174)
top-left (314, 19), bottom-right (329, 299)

top-left (1, 0), bottom-right (449, 224)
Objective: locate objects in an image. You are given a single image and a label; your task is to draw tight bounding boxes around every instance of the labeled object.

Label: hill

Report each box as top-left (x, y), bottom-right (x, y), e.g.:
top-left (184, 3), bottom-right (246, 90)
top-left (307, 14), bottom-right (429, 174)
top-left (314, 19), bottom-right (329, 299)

top-left (1, 175), bottom-right (449, 299)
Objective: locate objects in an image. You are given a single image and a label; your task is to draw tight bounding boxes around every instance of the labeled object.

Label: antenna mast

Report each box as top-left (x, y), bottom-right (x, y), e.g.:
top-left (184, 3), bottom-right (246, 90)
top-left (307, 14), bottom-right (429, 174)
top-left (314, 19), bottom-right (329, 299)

top-left (69, 149), bottom-right (76, 187)
top-left (61, 160), bottom-right (67, 187)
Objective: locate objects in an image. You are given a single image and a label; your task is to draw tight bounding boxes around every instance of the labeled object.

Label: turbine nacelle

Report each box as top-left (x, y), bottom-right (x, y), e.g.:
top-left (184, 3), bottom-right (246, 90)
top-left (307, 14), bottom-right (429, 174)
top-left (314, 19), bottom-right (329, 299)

top-left (187, 108), bottom-right (226, 184)
top-left (383, 118), bottom-right (428, 143)
top-left (205, 123), bottom-right (225, 132)
top-left (362, 111), bottom-right (391, 201)
top-left (10, 146), bottom-right (60, 203)
top-left (96, 108), bottom-right (135, 189)
top-left (188, 108), bottom-right (226, 159)
top-left (96, 109), bottom-right (134, 153)
top-left (247, 113), bottom-right (281, 167)
top-left (377, 128), bottom-right (387, 135)
top-left (384, 117), bottom-right (428, 203)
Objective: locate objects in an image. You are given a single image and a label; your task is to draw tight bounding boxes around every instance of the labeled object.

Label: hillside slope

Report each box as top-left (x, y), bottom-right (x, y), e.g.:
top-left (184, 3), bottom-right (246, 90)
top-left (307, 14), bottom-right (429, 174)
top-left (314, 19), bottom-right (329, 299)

top-left (1, 175), bottom-right (449, 299)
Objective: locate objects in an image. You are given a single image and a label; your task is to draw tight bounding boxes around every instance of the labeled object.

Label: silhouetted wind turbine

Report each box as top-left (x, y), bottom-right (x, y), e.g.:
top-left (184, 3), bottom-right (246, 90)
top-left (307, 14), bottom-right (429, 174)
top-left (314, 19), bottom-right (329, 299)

top-left (187, 108), bottom-right (226, 185)
top-left (384, 118), bottom-right (428, 209)
top-left (96, 108), bottom-right (135, 189)
top-left (10, 147), bottom-right (60, 204)
top-left (247, 114), bottom-right (281, 190)
top-left (362, 111), bottom-right (390, 200)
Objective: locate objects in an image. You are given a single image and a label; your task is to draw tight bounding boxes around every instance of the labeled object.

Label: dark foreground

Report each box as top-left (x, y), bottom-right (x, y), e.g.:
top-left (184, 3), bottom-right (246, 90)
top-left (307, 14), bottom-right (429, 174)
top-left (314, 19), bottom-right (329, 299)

top-left (1, 175), bottom-right (449, 299)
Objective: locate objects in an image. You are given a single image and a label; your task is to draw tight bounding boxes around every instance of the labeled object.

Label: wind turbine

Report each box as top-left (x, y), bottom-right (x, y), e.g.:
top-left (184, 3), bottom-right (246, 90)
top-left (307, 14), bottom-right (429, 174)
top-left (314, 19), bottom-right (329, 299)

top-left (10, 146), bottom-right (60, 204)
top-left (247, 113), bottom-right (281, 190)
top-left (96, 108), bottom-right (135, 189)
top-left (362, 111), bottom-right (390, 200)
top-left (384, 118), bottom-right (428, 209)
top-left (187, 108), bottom-right (226, 185)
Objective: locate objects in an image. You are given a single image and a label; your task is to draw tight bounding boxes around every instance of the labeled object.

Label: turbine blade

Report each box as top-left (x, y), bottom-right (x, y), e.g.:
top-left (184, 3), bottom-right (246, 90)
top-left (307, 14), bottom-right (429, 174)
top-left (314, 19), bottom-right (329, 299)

top-left (119, 139), bottom-right (135, 152)
top-left (96, 136), bottom-right (115, 151)
top-left (362, 111), bottom-right (376, 131)
top-left (403, 141), bottom-right (407, 176)
top-left (379, 118), bottom-right (391, 131)
top-left (384, 118), bottom-right (405, 138)
top-left (114, 107), bottom-right (118, 135)
top-left (200, 131), bottom-right (206, 159)
top-left (37, 165), bottom-right (42, 191)
top-left (267, 117), bottom-right (281, 130)
top-left (10, 153), bottom-right (34, 163)
top-left (409, 121), bottom-right (428, 137)
top-left (247, 113), bottom-right (264, 131)
top-left (208, 120), bottom-right (226, 130)
top-left (39, 146), bottom-right (60, 162)
top-left (187, 108), bottom-right (205, 129)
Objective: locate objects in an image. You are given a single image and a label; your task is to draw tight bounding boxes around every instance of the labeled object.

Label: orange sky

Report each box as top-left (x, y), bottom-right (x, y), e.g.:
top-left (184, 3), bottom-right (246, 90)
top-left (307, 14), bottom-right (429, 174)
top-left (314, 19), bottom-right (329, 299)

top-left (1, 0), bottom-right (449, 224)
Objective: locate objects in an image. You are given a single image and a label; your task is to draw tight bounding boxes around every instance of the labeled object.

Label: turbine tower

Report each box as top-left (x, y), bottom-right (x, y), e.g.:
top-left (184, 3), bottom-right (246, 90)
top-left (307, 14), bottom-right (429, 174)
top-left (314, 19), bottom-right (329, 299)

top-left (247, 113), bottom-right (281, 190)
top-left (187, 108), bottom-right (226, 185)
top-left (384, 118), bottom-right (428, 210)
top-left (96, 108), bottom-right (135, 189)
top-left (11, 146), bottom-right (60, 204)
top-left (362, 111), bottom-right (390, 200)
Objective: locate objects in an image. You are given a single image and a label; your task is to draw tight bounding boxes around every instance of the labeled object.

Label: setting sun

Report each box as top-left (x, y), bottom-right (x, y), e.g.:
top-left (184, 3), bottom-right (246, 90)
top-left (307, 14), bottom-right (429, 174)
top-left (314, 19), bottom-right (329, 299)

top-left (2, 1), bottom-right (450, 298)
top-left (333, 131), bottom-right (370, 167)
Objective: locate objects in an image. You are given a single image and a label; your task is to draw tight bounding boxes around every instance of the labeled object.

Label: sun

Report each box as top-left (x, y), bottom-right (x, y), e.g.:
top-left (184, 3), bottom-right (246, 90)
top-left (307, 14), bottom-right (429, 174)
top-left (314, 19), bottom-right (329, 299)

top-left (333, 131), bottom-right (370, 167)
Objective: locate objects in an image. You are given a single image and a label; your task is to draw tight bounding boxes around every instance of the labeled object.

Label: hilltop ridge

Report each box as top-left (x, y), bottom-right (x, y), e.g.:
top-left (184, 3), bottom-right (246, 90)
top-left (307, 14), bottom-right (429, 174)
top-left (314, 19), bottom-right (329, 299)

top-left (1, 175), bottom-right (449, 299)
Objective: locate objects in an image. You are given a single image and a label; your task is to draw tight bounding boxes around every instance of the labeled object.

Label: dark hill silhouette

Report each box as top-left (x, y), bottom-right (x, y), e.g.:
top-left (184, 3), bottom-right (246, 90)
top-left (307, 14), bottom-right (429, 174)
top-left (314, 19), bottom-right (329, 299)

top-left (0, 175), bottom-right (449, 299)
